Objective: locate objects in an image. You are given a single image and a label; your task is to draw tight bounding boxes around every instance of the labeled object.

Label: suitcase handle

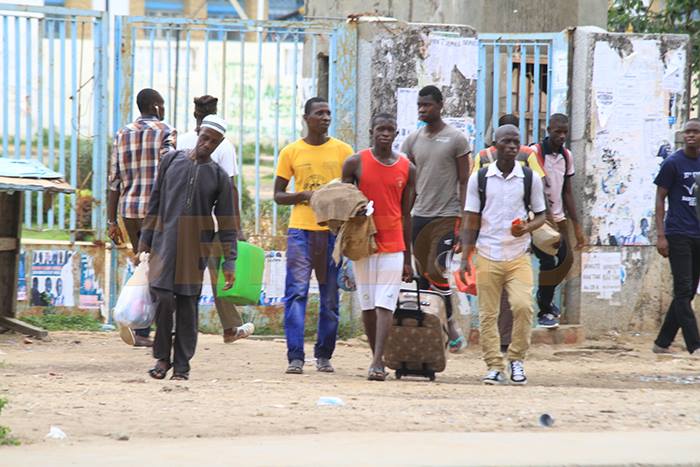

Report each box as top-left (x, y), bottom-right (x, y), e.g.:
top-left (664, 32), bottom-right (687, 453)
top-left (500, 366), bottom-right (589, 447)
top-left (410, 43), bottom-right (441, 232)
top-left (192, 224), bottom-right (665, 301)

top-left (396, 277), bottom-right (424, 324)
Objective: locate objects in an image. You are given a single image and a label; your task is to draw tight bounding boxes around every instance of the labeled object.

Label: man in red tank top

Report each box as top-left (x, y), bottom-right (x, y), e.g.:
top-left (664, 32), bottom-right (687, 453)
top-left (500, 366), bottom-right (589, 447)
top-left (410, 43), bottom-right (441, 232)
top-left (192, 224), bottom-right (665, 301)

top-left (342, 113), bottom-right (416, 381)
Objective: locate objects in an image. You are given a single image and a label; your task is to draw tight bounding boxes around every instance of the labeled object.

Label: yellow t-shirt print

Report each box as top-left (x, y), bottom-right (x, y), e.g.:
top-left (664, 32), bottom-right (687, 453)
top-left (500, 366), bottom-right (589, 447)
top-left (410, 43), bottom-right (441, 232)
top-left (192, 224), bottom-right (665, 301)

top-left (276, 137), bottom-right (354, 231)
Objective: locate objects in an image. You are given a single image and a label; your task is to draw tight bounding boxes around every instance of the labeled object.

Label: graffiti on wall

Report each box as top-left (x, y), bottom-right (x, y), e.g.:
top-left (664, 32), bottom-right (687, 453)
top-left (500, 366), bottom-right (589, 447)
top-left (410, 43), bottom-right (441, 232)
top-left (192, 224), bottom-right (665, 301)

top-left (588, 38), bottom-right (686, 246)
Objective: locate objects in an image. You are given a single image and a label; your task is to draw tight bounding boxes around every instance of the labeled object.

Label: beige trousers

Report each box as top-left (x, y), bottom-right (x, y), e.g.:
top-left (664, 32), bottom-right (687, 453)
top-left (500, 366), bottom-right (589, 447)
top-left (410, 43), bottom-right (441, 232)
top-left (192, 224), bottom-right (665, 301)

top-left (476, 253), bottom-right (534, 371)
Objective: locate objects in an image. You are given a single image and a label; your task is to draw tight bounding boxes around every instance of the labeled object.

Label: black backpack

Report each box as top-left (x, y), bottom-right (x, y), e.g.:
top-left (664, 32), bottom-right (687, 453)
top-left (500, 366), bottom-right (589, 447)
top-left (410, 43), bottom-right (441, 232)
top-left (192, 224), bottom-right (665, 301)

top-left (477, 165), bottom-right (534, 214)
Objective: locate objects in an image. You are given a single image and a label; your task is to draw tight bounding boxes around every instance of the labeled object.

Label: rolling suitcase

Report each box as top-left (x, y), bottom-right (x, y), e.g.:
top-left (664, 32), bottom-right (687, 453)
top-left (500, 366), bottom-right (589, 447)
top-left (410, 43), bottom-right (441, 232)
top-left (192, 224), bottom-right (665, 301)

top-left (384, 280), bottom-right (449, 381)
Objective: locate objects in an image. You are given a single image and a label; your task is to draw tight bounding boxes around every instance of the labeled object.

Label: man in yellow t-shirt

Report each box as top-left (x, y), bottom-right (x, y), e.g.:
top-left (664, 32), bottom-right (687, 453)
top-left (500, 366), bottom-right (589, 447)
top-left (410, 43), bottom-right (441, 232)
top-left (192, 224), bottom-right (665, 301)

top-left (274, 97), bottom-right (354, 375)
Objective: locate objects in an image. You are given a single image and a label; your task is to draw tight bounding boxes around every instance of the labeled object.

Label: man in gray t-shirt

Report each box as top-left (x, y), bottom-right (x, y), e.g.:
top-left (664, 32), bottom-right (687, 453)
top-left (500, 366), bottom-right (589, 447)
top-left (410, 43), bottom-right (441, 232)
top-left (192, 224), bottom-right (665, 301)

top-left (400, 85), bottom-right (471, 353)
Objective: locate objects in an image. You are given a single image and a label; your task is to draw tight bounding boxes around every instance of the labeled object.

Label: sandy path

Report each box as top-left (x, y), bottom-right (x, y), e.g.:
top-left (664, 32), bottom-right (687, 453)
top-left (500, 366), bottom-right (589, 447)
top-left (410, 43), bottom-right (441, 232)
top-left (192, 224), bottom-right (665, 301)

top-left (3, 432), bottom-right (700, 466)
top-left (1, 331), bottom-right (700, 449)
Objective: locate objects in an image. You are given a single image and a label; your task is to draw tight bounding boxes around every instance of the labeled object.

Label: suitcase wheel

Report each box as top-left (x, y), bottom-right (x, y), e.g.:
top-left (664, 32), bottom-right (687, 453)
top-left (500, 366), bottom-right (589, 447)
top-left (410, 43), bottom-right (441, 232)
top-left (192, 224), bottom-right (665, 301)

top-left (395, 370), bottom-right (402, 380)
top-left (428, 371), bottom-right (436, 381)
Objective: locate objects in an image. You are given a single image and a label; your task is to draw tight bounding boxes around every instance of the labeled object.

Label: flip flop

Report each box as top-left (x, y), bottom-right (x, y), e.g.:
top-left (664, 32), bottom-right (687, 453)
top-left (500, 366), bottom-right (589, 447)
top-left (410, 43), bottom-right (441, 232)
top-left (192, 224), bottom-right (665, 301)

top-left (224, 323), bottom-right (255, 344)
top-left (148, 361), bottom-right (171, 380)
top-left (285, 360), bottom-right (304, 374)
top-left (367, 367), bottom-right (388, 381)
top-left (449, 335), bottom-right (468, 354)
top-left (119, 325), bottom-right (135, 346)
top-left (170, 373), bottom-right (189, 381)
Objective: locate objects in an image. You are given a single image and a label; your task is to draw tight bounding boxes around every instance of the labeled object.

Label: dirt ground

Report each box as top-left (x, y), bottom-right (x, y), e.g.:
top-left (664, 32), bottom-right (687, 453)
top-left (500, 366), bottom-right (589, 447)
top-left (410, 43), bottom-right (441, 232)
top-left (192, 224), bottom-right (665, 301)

top-left (1, 330), bottom-right (700, 448)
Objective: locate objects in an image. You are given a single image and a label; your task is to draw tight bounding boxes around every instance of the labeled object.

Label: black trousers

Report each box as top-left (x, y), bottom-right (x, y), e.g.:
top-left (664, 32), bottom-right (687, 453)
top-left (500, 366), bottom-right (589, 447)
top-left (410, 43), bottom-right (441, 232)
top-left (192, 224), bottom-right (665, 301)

top-left (655, 235), bottom-right (700, 353)
top-left (152, 287), bottom-right (199, 374)
top-left (532, 236), bottom-right (569, 317)
top-left (412, 216), bottom-right (457, 320)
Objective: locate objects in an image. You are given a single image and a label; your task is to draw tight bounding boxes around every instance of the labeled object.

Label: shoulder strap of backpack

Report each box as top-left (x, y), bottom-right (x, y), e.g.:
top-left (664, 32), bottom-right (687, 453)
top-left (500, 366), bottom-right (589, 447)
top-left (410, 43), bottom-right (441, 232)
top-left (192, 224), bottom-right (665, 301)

top-left (477, 167), bottom-right (488, 214)
top-left (534, 143), bottom-right (546, 175)
top-left (523, 166), bottom-right (533, 212)
top-left (516, 149), bottom-right (530, 167)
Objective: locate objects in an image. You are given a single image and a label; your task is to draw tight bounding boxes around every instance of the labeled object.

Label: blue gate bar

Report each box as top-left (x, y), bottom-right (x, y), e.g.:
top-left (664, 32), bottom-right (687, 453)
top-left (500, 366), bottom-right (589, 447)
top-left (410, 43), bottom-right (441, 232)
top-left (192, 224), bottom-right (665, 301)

top-left (166, 26), bottom-right (172, 122)
top-left (518, 45), bottom-right (527, 145)
top-left (328, 31), bottom-right (336, 136)
top-left (183, 30), bottom-right (191, 132)
top-left (148, 27), bottom-right (155, 88)
top-left (491, 44), bottom-right (500, 140)
top-left (14, 16), bottom-right (20, 160)
top-left (506, 45), bottom-right (513, 114)
top-left (272, 32), bottom-right (281, 233)
top-left (290, 32), bottom-right (299, 142)
top-left (58, 20), bottom-right (66, 230)
top-left (91, 17), bottom-right (99, 230)
top-left (237, 31), bottom-right (244, 211)
top-left (48, 19), bottom-right (56, 229)
top-left (475, 42), bottom-right (486, 152)
top-left (2, 16), bottom-right (8, 161)
top-left (112, 15), bottom-right (122, 134)
top-left (532, 45), bottom-right (541, 144)
top-left (24, 17), bottom-right (33, 227)
top-left (546, 44), bottom-right (553, 125)
top-left (129, 26), bottom-right (135, 123)
top-left (37, 17), bottom-right (44, 228)
top-left (203, 30), bottom-right (209, 94)
top-left (311, 33), bottom-right (317, 97)
top-left (254, 28), bottom-right (263, 234)
top-left (69, 20), bottom-right (78, 232)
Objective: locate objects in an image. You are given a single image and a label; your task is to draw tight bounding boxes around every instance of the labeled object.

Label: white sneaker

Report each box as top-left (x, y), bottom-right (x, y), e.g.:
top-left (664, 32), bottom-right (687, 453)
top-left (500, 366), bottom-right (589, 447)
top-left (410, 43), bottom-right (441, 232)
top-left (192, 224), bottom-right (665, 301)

top-left (482, 369), bottom-right (506, 385)
top-left (509, 360), bottom-right (527, 385)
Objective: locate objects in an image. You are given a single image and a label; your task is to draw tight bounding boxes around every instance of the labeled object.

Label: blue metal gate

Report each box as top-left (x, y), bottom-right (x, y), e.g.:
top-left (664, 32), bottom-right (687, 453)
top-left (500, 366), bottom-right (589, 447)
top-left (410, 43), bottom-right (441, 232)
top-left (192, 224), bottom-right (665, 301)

top-left (475, 32), bottom-right (570, 150)
top-left (113, 16), bottom-right (357, 237)
top-left (0, 4), bottom-right (109, 239)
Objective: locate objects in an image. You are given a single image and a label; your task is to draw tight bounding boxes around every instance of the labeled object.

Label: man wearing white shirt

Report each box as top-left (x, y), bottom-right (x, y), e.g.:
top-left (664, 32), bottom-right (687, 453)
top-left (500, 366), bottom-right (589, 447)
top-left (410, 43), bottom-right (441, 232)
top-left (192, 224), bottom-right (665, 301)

top-left (177, 95), bottom-right (254, 344)
top-left (460, 124), bottom-right (547, 386)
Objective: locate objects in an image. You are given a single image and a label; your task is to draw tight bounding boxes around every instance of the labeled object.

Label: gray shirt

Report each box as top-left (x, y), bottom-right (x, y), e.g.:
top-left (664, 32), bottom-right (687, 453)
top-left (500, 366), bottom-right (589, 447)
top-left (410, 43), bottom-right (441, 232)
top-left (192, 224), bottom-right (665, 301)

top-left (139, 150), bottom-right (237, 296)
top-left (401, 124), bottom-right (470, 217)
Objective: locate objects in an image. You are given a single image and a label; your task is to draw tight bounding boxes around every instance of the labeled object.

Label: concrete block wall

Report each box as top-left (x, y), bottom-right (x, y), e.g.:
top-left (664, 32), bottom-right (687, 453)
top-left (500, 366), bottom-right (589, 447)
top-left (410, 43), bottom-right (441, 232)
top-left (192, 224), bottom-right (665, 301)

top-left (355, 20), bottom-right (477, 149)
top-left (566, 27), bottom-right (690, 336)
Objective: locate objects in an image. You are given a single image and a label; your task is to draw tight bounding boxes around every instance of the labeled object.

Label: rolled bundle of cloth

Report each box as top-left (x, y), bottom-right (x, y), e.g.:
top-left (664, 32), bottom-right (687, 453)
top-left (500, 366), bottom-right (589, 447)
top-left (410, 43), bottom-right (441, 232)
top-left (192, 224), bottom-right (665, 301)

top-left (310, 180), bottom-right (377, 263)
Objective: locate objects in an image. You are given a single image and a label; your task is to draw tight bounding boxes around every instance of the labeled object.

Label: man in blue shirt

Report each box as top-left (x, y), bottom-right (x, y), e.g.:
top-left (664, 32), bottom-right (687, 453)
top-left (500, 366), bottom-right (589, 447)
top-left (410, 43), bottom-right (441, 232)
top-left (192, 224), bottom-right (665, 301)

top-left (653, 119), bottom-right (700, 355)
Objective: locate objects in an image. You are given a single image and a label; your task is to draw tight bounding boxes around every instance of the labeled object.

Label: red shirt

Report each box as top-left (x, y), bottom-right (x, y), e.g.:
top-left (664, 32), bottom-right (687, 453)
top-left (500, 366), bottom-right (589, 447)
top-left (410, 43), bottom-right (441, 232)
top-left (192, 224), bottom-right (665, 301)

top-left (358, 149), bottom-right (410, 253)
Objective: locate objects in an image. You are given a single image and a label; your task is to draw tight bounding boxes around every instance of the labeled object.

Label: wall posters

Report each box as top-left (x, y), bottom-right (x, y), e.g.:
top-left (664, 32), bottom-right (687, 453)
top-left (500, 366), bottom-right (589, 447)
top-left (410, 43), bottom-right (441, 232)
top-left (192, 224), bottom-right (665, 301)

top-left (30, 250), bottom-right (75, 307)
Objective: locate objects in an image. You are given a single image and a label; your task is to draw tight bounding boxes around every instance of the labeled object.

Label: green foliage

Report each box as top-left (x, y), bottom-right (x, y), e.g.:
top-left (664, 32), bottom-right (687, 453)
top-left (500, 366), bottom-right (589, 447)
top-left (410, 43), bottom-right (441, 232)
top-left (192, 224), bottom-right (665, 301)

top-left (20, 313), bottom-right (103, 332)
top-left (0, 398), bottom-right (20, 446)
top-left (608, 0), bottom-right (700, 99)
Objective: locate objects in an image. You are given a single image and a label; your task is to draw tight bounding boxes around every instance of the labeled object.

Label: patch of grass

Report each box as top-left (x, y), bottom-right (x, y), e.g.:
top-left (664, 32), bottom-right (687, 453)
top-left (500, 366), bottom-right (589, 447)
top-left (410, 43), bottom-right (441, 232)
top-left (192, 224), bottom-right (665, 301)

top-left (0, 398), bottom-right (20, 446)
top-left (241, 142), bottom-right (275, 165)
top-left (21, 228), bottom-right (72, 242)
top-left (20, 313), bottom-right (102, 332)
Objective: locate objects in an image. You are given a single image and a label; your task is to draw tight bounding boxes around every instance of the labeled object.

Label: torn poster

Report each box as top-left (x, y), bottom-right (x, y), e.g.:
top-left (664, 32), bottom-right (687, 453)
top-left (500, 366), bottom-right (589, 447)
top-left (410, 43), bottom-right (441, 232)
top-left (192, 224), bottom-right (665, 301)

top-left (395, 87), bottom-right (419, 152)
top-left (425, 35), bottom-right (478, 85)
top-left (260, 251), bottom-right (286, 306)
top-left (581, 252), bottom-right (623, 299)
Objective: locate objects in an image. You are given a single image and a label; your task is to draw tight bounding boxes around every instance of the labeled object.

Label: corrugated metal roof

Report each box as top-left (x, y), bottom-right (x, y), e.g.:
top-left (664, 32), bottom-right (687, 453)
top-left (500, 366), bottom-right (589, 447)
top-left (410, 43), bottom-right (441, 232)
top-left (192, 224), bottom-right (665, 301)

top-left (0, 158), bottom-right (73, 193)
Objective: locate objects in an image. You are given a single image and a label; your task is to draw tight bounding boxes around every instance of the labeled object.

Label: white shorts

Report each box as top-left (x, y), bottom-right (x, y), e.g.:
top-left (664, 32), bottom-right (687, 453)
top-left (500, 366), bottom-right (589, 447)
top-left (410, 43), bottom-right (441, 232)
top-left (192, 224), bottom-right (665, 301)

top-left (354, 252), bottom-right (404, 311)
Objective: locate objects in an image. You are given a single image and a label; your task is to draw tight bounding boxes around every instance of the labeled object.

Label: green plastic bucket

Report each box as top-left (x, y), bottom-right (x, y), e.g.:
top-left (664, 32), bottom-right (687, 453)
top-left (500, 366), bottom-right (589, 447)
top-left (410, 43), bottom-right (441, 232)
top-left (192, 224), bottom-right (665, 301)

top-left (217, 241), bottom-right (265, 305)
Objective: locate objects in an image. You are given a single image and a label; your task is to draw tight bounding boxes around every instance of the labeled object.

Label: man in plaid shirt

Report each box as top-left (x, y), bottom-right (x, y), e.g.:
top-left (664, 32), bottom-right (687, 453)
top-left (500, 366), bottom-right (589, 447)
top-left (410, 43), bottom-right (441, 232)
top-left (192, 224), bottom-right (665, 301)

top-left (108, 88), bottom-right (176, 347)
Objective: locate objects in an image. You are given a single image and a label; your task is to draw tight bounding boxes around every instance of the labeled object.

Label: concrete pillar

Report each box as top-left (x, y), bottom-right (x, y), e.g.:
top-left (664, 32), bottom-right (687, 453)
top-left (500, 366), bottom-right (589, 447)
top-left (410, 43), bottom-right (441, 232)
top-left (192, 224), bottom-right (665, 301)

top-left (567, 27), bottom-right (690, 336)
top-left (355, 20), bottom-right (477, 149)
top-left (246, 0), bottom-right (269, 20)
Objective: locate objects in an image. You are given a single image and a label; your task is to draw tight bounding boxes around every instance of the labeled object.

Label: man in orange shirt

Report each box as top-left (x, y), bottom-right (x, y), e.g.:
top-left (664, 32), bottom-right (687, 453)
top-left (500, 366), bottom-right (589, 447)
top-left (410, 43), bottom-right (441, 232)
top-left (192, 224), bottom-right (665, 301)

top-left (342, 113), bottom-right (416, 381)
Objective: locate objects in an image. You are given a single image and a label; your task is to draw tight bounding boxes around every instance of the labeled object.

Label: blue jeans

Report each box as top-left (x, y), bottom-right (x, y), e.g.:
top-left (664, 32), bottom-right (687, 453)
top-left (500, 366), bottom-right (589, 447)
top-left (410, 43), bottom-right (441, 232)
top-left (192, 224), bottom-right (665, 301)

top-left (284, 229), bottom-right (339, 363)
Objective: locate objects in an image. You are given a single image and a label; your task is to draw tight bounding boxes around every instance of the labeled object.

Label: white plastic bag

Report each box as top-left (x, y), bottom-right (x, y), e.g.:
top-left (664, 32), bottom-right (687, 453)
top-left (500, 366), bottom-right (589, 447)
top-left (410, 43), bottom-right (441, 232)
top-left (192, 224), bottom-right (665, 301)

top-left (114, 253), bottom-right (155, 329)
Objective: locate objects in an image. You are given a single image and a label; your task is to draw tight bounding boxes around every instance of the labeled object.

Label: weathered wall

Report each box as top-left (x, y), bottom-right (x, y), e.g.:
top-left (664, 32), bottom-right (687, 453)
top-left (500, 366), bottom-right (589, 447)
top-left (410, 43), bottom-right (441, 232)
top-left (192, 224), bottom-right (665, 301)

top-left (355, 21), bottom-right (477, 149)
top-left (305, 0), bottom-right (607, 32)
top-left (566, 27), bottom-right (690, 336)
